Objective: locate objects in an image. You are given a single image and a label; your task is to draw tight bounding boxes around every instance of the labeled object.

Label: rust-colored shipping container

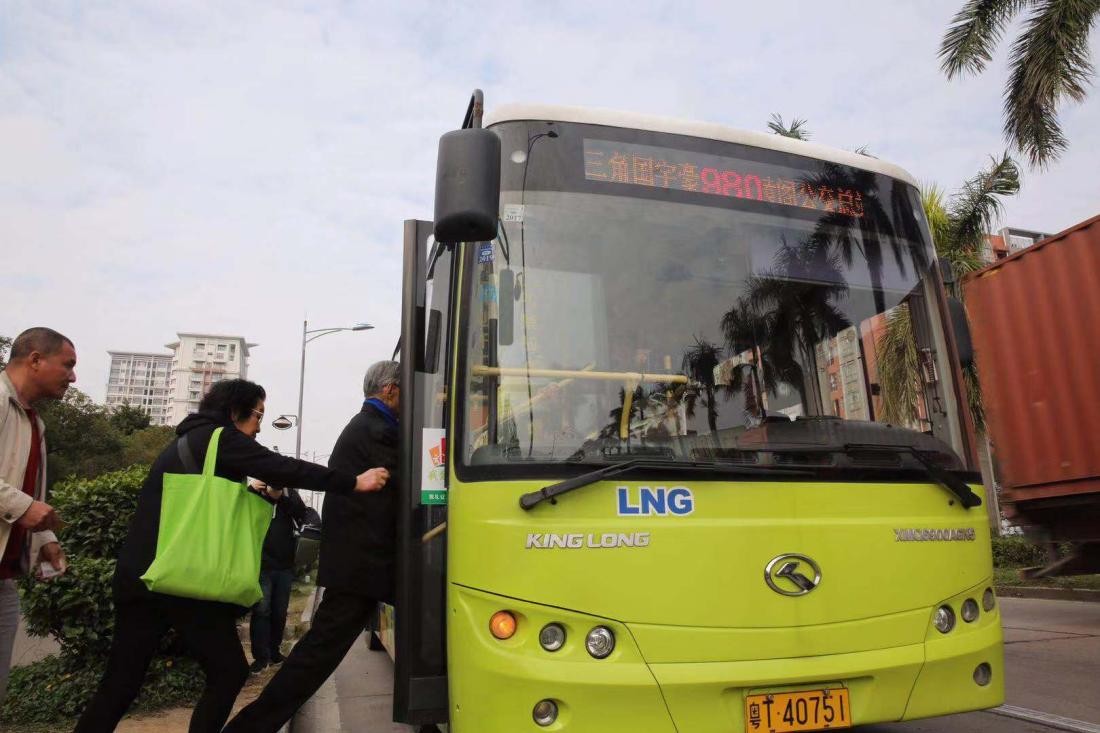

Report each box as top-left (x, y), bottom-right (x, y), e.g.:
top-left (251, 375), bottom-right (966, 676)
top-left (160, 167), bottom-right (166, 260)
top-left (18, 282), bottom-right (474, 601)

top-left (963, 214), bottom-right (1100, 572)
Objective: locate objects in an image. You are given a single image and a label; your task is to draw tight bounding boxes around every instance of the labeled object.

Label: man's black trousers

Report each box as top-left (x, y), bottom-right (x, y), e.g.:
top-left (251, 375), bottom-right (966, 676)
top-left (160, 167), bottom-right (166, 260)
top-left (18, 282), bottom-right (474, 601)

top-left (223, 590), bottom-right (377, 733)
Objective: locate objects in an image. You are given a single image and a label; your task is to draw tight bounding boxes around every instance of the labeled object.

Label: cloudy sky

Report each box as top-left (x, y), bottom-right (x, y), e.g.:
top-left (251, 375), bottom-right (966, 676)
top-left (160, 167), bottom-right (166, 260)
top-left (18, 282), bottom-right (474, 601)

top-left (2, 1), bottom-right (1098, 462)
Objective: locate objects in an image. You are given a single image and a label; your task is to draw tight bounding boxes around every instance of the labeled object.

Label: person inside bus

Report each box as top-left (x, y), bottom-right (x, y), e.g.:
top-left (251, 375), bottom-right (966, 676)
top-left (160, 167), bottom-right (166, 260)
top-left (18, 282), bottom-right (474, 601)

top-left (223, 360), bottom-right (401, 733)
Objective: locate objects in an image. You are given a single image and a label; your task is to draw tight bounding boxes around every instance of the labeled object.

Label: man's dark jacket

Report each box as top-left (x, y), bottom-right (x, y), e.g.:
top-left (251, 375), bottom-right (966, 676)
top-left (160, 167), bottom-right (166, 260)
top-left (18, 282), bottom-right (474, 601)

top-left (114, 411), bottom-right (356, 603)
top-left (261, 488), bottom-right (309, 572)
top-left (318, 402), bottom-right (398, 602)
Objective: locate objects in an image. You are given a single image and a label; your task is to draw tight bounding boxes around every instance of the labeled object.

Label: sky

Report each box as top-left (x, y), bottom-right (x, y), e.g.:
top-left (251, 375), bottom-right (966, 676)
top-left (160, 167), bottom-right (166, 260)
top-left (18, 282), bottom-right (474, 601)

top-left (2, 0), bottom-right (1098, 463)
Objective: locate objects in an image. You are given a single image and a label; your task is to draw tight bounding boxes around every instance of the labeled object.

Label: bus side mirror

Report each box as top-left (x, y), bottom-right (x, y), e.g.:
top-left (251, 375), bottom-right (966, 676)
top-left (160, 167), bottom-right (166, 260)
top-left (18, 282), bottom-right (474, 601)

top-left (947, 296), bottom-right (974, 368)
top-left (434, 129), bottom-right (501, 244)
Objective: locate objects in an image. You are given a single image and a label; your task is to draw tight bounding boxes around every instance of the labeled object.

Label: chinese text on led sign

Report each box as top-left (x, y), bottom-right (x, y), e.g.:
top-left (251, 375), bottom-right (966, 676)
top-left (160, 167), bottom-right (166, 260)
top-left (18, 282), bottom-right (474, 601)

top-left (584, 139), bottom-right (865, 219)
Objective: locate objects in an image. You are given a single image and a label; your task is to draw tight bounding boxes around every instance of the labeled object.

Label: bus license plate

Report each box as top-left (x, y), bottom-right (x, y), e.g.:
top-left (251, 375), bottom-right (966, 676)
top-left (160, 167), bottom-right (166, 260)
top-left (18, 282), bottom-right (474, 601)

top-left (744, 688), bottom-right (851, 732)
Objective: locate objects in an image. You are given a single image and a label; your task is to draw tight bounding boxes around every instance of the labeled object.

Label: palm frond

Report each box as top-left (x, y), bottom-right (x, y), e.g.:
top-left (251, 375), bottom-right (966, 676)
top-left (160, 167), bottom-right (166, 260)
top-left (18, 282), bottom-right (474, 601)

top-left (940, 0), bottom-right (1030, 77)
top-left (1003, 0), bottom-right (1098, 167)
top-left (948, 151), bottom-right (1020, 254)
top-left (877, 305), bottom-right (922, 426)
top-left (767, 113), bottom-right (811, 141)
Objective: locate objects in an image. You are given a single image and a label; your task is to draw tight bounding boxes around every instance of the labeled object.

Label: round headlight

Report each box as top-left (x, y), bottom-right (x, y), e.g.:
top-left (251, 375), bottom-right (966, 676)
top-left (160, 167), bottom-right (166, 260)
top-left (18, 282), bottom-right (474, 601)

top-left (982, 587), bottom-right (996, 612)
top-left (961, 598), bottom-right (980, 623)
top-left (973, 662), bottom-right (992, 686)
top-left (533, 699), bottom-right (558, 726)
top-left (585, 626), bottom-right (615, 658)
top-left (933, 605), bottom-right (956, 634)
top-left (539, 623), bottom-right (566, 652)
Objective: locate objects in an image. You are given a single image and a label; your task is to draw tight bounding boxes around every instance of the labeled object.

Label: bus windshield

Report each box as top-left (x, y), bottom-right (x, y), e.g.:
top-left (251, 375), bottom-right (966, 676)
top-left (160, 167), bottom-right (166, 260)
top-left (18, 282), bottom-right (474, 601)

top-left (459, 120), bottom-right (966, 476)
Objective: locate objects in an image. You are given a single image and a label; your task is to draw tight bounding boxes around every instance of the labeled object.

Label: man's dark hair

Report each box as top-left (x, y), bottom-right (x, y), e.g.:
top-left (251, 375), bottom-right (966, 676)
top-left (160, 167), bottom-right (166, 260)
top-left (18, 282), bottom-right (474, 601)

top-left (10, 327), bottom-right (75, 361)
top-left (198, 379), bottom-right (267, 423)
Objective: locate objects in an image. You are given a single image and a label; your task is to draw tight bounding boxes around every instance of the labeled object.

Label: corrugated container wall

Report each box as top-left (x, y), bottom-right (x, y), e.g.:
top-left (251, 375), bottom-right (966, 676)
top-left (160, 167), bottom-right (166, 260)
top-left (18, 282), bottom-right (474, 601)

top-left (963, 214), bottom-right (1100, 516)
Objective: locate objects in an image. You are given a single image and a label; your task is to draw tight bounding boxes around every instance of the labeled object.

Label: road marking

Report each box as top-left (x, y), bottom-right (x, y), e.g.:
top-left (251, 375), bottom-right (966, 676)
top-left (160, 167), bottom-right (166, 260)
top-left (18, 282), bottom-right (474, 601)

top-left (989, 705), bottom-right (1100, 733)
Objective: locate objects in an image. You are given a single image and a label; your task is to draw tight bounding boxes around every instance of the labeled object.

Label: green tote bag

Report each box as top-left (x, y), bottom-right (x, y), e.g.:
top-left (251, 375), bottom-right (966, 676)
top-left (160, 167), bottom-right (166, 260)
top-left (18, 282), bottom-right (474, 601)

top-left (140, 427), bottom-right (273, 606)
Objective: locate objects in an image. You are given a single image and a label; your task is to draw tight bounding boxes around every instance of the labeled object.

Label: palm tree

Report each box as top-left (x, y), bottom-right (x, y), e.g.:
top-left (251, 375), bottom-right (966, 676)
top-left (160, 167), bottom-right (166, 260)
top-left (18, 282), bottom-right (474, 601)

top-left (767, 114), bottom-right (812, 141)
top-left (681, 337), bottom-right (723, 432)
top-left (940, 0), bottom-right (1099, 168)
top-left (877, 154), bottom-right (1020, 429)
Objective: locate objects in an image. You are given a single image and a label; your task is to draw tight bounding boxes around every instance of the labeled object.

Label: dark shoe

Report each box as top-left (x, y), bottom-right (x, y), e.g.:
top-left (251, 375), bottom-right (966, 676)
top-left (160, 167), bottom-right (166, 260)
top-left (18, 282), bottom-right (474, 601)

top-left (249, 659), bottom-right (268, 674)
top-left (270, 651), bottom-right (285, 665)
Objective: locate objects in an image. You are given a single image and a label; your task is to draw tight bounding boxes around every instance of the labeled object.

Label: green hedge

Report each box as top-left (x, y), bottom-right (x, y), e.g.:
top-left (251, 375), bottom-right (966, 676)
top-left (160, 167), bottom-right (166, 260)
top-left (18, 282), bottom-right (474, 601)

top-left (1, 465), bottom-right (205, 726)
top-left (2, 654), bottom-right (204, 725)
top-left (991, 535), bottom-right (1049, 568)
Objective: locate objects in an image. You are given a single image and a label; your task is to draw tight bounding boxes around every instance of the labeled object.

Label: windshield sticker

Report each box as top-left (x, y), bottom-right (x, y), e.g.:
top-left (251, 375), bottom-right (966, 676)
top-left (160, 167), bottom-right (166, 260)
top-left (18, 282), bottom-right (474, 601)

top-left (503, 204), bottom-right (525, 222)
top-left (420, 428), bottom-right (447, 505)
top-left (584, 138), bottom-right (865, 219)
top-left (894, 528), bottom-right (976, 542)
top-left (480, 283), bottom-right (497, 303)
top-left (477, 242), bottom-right (494, 264)
top-left (526, 532), bottom-right (651, 549)
top-left (617, 486), bottom-right (694, 516)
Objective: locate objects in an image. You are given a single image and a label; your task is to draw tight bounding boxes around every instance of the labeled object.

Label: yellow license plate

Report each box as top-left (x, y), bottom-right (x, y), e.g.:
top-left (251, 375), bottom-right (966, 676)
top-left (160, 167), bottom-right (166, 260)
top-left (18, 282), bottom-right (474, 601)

top-left (745, 688), bottom-right (851, 732)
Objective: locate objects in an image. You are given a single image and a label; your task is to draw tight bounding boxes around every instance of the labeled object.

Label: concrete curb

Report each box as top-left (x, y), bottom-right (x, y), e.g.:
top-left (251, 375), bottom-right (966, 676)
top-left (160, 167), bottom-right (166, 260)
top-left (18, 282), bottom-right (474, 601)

top-left (996, 585), bottom-right (1100, 603)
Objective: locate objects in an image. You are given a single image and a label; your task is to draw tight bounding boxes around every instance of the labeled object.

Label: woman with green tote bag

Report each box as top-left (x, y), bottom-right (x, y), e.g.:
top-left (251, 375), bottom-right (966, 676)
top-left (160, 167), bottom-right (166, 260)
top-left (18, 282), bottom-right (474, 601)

top-left (74, 379), bottom-right (389, 733)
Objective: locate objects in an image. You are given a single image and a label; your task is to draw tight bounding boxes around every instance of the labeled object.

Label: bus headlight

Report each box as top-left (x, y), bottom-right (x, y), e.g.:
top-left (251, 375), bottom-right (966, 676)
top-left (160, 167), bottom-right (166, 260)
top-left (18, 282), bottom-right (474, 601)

top-left (982, 587), bottom-right (996, 612)
top-left (973, 663), bottom-right (992, 686)
top-left (533, 699), bottom-right (558, 726)
top-left (539, 623), bottom-right (566, 652)
top-left (933, 605), bottom-right (956, 633)
top-left (585, 626), bottom-right (615, 658)
top-left (961, 598), bottom-right (980, 623)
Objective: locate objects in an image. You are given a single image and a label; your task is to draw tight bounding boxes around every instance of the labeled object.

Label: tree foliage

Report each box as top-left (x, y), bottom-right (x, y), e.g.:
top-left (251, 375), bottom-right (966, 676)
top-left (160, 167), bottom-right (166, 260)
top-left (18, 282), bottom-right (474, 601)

top-left (109, 402), bottom-right (152, 435)
top-left (37, 388), bottom-right (174, 488)
top-left (940, 0), bottom-right (1100, 168)
top-left (0, 334), bottom-right (11, 371)
top-left (767, 113), bottom-right (812, 140)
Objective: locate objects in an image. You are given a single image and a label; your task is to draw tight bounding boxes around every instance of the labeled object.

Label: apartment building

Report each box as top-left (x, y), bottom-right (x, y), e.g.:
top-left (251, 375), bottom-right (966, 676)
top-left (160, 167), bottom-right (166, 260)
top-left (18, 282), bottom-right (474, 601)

top-left (981, 226), bottom-right (1053, 264)
top-left (165, 333), bottom-right (255, 425)
top-left (105, 352), bottom-right (173, 425)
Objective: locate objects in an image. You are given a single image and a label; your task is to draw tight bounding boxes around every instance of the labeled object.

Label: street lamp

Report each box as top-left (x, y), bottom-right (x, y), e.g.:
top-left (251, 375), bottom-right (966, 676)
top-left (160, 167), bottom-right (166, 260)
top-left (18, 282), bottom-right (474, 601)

top-left (297, 320), bottom-right (373, 459)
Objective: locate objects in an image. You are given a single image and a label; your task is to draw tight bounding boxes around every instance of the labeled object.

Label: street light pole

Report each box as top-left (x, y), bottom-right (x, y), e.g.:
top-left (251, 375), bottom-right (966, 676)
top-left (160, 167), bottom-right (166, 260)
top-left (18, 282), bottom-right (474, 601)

top-left (296, 319), bottom-right (307, 459)
top-left (295, 319), bottom-right (373, 460)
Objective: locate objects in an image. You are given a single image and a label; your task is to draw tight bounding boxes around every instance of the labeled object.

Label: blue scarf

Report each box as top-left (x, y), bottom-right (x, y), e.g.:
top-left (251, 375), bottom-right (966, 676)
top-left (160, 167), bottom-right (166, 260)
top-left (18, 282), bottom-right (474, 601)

top-left (364, 398), bottom-right (398, 429)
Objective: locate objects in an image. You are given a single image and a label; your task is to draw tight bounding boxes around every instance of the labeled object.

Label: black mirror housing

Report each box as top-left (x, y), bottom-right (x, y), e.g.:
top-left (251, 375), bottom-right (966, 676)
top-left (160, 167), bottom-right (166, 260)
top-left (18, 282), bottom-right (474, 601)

top-left (947, 296), bottom-right (974, 368)
top-left (434, 129), bottom-right (501, 243)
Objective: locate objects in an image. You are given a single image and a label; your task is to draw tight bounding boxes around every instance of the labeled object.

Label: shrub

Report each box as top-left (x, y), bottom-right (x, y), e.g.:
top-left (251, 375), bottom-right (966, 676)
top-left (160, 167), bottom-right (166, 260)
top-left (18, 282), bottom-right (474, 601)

top-left (991, 535), bottom-right (1049, 568)
top-left (1, 654), bottom-right (203, 726)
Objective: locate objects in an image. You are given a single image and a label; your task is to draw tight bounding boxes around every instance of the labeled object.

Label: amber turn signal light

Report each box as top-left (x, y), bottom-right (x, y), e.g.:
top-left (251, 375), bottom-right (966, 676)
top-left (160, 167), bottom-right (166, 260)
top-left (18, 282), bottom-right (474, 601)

top-left (489, 611), bottom-right (517, 640)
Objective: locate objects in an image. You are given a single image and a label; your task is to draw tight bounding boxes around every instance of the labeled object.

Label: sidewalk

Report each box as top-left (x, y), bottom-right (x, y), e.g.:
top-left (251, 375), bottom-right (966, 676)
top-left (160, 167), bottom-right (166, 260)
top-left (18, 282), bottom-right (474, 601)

top-left (290, 631), bottom-right (414, 733)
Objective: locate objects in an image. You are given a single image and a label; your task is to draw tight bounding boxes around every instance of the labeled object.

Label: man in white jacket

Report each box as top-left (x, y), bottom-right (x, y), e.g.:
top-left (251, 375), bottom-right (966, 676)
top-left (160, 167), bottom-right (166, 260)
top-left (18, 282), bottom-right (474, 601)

top-left (0, 327), bottom-right (74, 705)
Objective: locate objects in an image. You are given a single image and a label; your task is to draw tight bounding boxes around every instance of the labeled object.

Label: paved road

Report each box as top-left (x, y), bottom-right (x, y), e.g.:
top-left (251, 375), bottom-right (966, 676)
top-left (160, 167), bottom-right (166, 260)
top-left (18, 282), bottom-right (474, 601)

top-left (293, 596), bottom-right (1100, 732)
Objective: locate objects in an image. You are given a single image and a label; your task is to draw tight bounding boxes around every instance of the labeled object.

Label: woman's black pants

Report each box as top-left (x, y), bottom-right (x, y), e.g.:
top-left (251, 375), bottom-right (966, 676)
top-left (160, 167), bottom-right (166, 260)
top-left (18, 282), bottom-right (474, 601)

top-left (73, 593), bottom-right (249, 733)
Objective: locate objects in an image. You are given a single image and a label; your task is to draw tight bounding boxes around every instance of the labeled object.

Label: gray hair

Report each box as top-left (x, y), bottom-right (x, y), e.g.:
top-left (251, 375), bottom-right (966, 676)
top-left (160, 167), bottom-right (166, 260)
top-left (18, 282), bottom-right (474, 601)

top-left (363, 360), bottom-right (400, 398)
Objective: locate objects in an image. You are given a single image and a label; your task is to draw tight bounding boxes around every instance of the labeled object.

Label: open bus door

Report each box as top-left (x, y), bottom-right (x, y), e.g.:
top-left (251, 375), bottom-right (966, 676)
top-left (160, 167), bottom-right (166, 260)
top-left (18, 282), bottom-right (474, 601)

top-left (394, 219), bottom-right (452, 727)
top-left (394, 90), bottom-right (499, 729)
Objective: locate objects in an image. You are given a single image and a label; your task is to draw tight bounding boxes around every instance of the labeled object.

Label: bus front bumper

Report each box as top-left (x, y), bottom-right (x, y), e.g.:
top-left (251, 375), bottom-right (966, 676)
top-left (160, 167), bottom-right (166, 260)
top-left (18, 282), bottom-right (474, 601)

top-left (449, 585), bottom-right (1003, 732)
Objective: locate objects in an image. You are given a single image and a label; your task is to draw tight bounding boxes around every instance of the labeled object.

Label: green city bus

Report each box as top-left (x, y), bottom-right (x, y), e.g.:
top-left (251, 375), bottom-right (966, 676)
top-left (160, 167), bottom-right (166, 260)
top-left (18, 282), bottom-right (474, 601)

top-left (391, 91), bottom-right (1002, 732)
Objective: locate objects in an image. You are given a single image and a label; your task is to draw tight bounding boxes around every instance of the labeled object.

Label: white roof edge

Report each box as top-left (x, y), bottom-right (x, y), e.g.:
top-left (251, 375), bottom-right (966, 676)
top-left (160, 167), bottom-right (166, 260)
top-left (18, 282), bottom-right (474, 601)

top-left (483, 104), bottom-right (919, 187)
top-left (107, 350), bottom-right (172, 358)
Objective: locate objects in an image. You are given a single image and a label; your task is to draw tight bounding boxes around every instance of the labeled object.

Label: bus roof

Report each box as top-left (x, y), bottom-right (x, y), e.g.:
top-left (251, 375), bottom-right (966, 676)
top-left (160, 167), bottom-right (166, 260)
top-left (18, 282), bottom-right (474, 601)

top-left (484, 104), bottom-right (919, 188)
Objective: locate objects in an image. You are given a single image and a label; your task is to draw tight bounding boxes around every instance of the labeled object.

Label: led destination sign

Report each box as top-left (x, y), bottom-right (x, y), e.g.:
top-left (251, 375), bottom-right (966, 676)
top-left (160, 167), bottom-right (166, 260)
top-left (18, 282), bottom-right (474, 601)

top-left (584, 139), bottom-right (866, 219)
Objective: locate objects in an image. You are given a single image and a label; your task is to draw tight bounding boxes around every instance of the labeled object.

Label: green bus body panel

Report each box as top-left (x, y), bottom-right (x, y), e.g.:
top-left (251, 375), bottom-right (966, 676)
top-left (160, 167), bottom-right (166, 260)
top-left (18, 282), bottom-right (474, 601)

top-left (450, 479), bottom-right (992, 630)
top-left (444, 478), bottom-right (1003, 731)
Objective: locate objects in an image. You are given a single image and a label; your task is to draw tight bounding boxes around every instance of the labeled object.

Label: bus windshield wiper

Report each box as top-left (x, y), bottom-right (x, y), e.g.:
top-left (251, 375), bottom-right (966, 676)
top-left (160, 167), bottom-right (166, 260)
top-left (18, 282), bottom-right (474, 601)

top-left (841, 443), bottom-right (982, 509)
top-left (519, 459), bottom-right (810, 511)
